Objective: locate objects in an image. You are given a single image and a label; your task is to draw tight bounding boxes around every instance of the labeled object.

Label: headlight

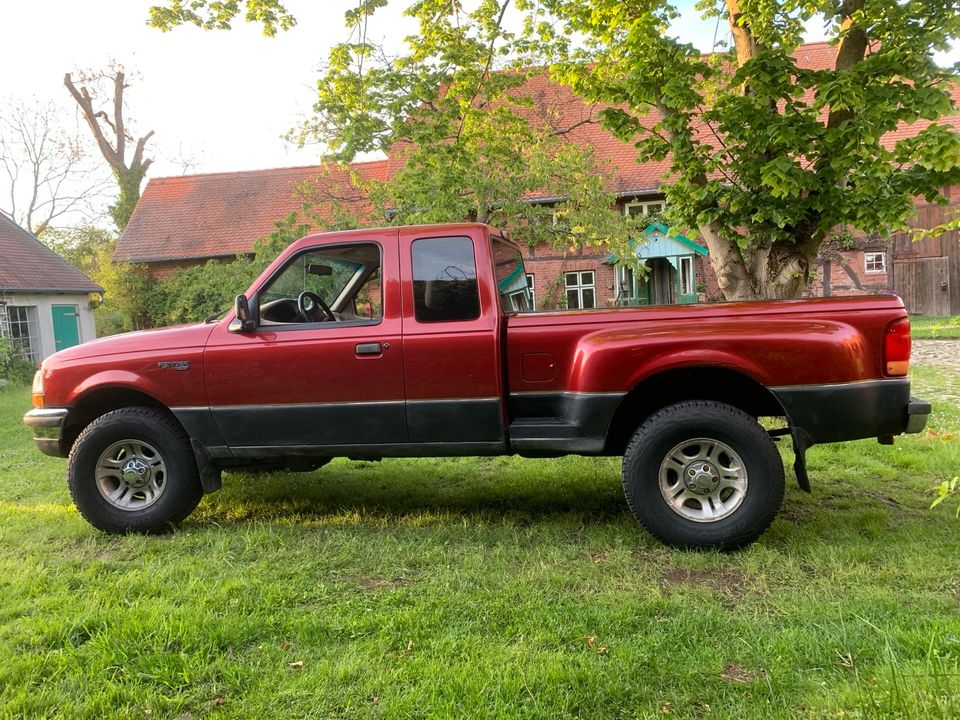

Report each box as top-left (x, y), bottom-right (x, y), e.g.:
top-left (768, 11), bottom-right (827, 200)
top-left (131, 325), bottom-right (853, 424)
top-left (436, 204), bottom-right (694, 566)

top-left (31, 370), bottom-right (44, 408)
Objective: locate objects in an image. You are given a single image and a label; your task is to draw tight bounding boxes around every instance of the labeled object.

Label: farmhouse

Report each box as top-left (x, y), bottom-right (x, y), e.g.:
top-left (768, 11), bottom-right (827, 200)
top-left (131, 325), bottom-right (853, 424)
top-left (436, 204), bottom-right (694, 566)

top-left (115, 42), bottom-right (960, 315)
top-left (0, 215), bottom-right (102, 361)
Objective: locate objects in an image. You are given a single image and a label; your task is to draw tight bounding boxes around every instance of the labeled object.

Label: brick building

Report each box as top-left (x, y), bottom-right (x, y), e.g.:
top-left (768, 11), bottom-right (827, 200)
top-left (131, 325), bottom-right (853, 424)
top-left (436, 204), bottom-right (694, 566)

top-left (116, 42), bottom-right (960, 314)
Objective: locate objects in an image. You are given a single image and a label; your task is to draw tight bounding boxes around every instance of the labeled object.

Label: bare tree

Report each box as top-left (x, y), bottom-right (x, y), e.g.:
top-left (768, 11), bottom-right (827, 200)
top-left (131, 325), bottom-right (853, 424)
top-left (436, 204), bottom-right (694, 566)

top-left (65, 66), bottom-right (155, 230)
top-left (0, 100), bottom-right (112, 234)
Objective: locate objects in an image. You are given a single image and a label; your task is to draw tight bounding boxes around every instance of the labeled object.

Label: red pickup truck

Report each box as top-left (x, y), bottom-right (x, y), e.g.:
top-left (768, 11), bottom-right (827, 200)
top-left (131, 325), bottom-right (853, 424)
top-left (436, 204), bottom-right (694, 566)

top-left (24, 223), bottom-right (929, 549)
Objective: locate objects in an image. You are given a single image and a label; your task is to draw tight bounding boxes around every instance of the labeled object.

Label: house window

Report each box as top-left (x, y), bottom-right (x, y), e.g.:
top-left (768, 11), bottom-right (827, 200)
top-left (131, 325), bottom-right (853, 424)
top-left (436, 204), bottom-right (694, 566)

top-left (679, 256), bottom-right (694, 296)
top-left (526, 274), bottom-right (536, 310)
top-left (624, 200), bottom-right (665, 217)
top-left (7, 305), bottom-right (40, 362)
top-left (864, 251), bottom-right (886, 274)
top-left (565, 271), bottom-right (595, 310)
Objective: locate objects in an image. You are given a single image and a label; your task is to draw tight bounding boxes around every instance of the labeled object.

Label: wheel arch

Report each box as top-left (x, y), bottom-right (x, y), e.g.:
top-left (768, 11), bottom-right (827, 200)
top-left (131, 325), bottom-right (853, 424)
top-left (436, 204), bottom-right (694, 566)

top-left (603, 366), bottom-right (789, 455)
top-left (62, 385), bottom-right (177, 456)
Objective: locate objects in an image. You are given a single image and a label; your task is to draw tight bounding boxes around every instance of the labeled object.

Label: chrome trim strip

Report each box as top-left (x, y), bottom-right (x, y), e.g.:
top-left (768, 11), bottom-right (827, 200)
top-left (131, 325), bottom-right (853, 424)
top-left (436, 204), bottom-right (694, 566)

top-left (509, 390), bottom-right (624, 398)
top-left (173, 397), bottom-right (500, 412)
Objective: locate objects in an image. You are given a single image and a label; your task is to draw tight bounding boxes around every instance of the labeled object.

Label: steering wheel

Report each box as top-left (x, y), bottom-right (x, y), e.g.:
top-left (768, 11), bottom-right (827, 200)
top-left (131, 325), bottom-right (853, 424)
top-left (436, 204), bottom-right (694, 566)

top-left (297, 291), bottom-right (334, 322)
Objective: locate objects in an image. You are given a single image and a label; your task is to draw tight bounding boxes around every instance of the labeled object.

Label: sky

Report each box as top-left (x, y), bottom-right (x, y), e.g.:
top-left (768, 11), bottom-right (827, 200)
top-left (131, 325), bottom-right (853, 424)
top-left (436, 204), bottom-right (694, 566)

top-left (0, 1), bottom-right (957, 221)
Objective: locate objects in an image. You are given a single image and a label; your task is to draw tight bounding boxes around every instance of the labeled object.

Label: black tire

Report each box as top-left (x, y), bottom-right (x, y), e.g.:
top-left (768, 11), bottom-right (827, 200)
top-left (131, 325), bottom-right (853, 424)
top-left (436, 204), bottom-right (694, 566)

top-left (622, 400), bottom-right (784, 551)
top-left (67, 407), bottom-right (203, 533)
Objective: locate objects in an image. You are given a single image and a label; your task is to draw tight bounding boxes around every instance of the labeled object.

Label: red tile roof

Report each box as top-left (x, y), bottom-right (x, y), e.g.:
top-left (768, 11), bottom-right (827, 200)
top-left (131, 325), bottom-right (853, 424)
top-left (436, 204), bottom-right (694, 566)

top-left (116, 42), bottom-right (959, 264)
top-left (115, 160), bottom-right (392, 262)
top-left (0, 215), bottom-right (103, 293)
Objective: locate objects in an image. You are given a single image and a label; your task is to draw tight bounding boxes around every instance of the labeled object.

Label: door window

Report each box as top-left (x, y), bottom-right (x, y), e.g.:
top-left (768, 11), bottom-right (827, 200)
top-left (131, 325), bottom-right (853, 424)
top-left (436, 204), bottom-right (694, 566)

top-left (257, 243), bottom-right (382, 325)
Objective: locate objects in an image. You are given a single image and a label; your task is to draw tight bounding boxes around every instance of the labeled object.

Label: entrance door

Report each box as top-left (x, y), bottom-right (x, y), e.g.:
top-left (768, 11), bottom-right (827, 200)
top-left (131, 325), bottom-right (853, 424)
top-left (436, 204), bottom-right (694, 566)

top-left (648, 259), bottom-right (677, 305)
top-left (51, 305), bottom-right (80, 351)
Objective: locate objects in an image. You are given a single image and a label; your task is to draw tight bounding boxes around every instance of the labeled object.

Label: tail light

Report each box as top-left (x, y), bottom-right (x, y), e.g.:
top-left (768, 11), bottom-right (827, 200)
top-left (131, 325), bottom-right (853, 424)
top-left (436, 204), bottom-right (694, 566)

top-left (884, 317), bottom-right (911, 376)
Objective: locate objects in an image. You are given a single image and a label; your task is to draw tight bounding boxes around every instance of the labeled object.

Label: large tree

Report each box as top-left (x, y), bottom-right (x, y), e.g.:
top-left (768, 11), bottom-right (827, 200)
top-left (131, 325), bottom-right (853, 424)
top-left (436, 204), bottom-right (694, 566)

top-left (149, 0), bottom-right (640, 252)
top-left (65, 67), bottom-right (155, 231)
top-left (149, 0), bottom-right (960, 300)
top-left (0, 100), bottom-right (111, 234)
top-left (539, 0), bottom-right (960, 299)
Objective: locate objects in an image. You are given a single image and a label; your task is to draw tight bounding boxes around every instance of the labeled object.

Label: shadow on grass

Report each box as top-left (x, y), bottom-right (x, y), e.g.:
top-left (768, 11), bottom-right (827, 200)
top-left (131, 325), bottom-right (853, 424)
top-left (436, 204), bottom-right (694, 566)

top-left (192, 457), bottom-right (633, 527)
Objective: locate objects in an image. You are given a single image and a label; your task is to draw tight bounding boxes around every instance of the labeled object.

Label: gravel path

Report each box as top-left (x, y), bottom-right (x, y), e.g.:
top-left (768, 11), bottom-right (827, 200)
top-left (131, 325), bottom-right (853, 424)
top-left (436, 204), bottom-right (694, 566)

top-left (911, 340), bottom-right (960, 411)
top-left (912, 339), bottom-right (960, 370)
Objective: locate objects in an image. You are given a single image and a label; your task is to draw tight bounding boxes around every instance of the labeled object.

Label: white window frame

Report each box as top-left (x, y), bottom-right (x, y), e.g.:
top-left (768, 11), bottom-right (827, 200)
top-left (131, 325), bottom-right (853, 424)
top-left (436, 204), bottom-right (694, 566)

top-left (864, 251), bottom-right (886, 274)
top-left (623, 200), bottom-right (665, 217)
top-left (679, 256), bottom-right (694, 296)
top-left (565, 270), bottom-right (596, 310)
top-left (526, 273), bottom-right (536, 310)
top-left (7, 305), bottom-right (40, 362)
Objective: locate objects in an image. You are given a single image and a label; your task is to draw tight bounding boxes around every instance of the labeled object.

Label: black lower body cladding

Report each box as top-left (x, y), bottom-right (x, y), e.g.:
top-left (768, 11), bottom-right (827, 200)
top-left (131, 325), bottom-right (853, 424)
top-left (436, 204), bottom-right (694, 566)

top-left (771, 378), bottom-right (929, 444)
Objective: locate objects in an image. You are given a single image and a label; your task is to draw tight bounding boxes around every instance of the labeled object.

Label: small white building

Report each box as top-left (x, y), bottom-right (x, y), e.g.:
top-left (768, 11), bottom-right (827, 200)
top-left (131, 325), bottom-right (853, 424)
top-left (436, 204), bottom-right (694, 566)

top-left (0, 215), bottom-right (102, 362)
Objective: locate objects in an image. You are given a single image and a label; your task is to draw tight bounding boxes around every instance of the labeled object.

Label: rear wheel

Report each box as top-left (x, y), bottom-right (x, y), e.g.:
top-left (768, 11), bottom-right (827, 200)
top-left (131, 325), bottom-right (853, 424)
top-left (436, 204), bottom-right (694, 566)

top-left (622, 401), bottom-right (784, 550)
top-left (68, 408), bottom-right (203, 533)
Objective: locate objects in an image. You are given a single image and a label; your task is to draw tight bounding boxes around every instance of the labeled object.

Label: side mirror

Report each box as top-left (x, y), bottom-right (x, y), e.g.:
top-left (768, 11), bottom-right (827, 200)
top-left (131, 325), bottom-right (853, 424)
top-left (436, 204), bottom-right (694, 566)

top-left (232, 294), bottom-right (258, 333)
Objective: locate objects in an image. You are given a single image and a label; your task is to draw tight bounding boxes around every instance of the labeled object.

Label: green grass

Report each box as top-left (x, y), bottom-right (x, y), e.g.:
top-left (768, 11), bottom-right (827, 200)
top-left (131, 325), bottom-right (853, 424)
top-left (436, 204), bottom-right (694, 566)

top-left (910, 315), bottom-right (960, 339)
top-left (1, 367), bottom-right (959, 719)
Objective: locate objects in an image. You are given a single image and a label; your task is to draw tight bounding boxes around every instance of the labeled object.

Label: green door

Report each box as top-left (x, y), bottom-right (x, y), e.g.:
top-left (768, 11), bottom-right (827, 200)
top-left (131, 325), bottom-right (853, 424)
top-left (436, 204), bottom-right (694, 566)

top-left (52, 305), bottom-right (80, 352)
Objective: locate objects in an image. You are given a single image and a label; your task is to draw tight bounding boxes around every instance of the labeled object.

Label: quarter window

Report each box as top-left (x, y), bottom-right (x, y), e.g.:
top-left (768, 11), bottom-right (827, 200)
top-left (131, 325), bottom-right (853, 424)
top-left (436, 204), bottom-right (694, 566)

top-left (864, 251), bottom-right (886, 274)
top-left (412, 236), bottom-right (481, 322)
top-left (565, 271), bottom-right (596, 310)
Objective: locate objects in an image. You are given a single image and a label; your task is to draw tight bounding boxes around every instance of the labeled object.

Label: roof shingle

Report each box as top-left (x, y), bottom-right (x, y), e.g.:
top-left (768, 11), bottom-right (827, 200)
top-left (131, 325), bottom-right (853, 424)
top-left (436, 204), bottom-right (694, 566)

top-left (0, 215), bottom-right (103, 293)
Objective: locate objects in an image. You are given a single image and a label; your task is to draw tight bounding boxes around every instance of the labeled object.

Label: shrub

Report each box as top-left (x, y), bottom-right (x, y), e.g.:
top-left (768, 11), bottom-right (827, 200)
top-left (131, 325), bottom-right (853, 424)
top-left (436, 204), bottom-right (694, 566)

top-left (0, 338), bottom-right (36, 385)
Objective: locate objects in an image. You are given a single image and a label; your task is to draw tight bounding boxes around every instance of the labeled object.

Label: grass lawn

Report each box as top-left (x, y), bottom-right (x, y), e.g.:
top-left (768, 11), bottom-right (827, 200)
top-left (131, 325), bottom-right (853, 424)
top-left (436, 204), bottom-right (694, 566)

top-left (1, 367), bottom-right (959, 719)
top-left (910, 315), bottom-right (960, 340)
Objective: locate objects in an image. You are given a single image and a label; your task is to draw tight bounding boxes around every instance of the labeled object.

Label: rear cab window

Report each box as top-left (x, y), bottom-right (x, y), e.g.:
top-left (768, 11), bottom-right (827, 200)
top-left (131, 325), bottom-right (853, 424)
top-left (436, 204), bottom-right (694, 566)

top-left (411, 236), bottom-right (481, 323)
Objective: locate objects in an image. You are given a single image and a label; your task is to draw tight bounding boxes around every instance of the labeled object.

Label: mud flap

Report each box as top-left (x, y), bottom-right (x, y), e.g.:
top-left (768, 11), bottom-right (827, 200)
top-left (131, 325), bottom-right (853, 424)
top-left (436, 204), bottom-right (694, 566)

top-left (190, 438), bottom-right (223, 493)
top-left (790, 429), bottom-right (812, 493)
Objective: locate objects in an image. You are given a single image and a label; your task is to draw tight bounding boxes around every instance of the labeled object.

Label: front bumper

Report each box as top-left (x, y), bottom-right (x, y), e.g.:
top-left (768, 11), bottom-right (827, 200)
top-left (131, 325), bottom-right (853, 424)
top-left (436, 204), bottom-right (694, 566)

top-left (22, 408), bottom-right (69, 457)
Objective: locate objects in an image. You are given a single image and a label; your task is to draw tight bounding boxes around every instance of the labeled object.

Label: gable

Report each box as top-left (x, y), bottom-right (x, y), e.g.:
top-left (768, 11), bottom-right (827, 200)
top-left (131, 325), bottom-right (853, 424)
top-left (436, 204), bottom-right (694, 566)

top-left (0, 215), bottom-right (103, 293)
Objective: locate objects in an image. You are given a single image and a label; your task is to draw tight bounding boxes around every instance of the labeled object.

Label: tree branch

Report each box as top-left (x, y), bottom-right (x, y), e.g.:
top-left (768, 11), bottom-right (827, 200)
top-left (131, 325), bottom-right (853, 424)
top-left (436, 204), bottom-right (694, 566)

top-left (65, 73), bottom-right (122, 169)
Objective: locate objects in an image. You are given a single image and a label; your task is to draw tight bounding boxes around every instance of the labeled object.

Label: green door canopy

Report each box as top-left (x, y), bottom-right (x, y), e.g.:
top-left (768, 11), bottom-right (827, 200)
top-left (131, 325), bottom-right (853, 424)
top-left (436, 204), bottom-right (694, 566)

top-left (606, 223), bottom-right (708, 264)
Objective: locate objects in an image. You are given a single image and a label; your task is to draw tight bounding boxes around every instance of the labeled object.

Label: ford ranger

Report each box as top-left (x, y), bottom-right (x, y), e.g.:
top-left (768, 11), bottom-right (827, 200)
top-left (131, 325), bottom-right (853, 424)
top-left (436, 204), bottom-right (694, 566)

top-left (23, 223), bottom-right (930, 549)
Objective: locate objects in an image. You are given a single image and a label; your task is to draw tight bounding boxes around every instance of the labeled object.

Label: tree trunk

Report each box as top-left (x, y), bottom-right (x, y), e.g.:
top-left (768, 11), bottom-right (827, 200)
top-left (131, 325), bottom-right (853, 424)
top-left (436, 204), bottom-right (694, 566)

top-left (699, 221), bottom-right (822, 301)
top-left (112, 165), bottom-right (149, 230)
top-left (64, 71), bottom-right (153, 231)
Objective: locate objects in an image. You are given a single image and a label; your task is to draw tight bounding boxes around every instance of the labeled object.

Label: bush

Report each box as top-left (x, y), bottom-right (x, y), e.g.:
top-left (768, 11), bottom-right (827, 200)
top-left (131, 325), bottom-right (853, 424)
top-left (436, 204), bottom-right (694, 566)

top-left (146, 213), bottom-right (311, 326)
top-left (0, 338), bottom-right (36, 385)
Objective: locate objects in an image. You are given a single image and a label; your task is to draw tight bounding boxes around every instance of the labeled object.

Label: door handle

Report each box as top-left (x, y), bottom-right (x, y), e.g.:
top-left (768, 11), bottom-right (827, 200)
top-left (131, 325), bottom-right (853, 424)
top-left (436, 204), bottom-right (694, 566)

top-left (355, 342), bottom-right (383, 356)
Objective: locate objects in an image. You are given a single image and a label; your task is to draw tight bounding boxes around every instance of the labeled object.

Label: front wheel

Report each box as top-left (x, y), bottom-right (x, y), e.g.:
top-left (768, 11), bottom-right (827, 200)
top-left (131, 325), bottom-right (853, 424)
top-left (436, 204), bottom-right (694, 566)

top-left (622, 401), bottom-right (784, 550)
top-left (67, 408), bottom-right (203, 533)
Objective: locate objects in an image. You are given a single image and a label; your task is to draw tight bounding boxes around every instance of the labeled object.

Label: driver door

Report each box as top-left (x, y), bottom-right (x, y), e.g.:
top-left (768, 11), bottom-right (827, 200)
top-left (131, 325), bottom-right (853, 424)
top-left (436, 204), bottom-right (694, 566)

top-left (202, 229), bottom-right (406, 452)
